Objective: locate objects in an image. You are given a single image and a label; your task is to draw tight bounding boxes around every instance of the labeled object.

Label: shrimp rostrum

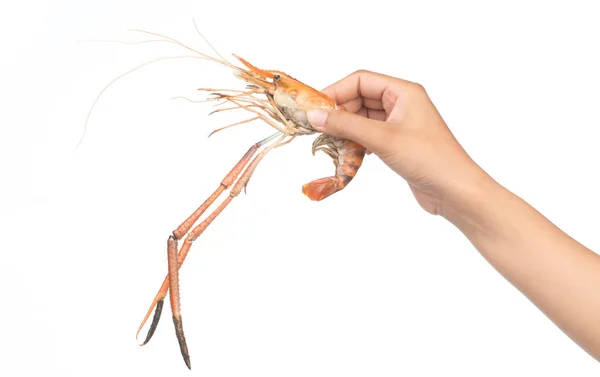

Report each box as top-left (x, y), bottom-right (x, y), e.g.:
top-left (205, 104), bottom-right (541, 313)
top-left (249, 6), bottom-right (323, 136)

top-left (130, 30), bottom-right (367, 369)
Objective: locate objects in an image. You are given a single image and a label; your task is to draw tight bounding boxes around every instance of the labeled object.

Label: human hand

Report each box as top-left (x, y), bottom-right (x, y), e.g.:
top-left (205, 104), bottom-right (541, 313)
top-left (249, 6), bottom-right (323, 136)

top-left (305, 72), bottom-right (600, 363)
top-left (307, 70), bottom-right (489, 216)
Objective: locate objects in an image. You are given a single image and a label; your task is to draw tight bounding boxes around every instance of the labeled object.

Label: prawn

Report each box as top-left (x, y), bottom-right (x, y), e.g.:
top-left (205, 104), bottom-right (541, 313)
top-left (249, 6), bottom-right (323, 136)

top-left (105, 27), bottom-right (367, 369)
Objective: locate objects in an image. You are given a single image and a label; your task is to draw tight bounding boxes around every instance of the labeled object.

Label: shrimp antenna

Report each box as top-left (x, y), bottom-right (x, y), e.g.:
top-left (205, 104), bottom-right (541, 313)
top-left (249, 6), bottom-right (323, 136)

top-left (75, 55), bottom-right (202, 151)
top-left (126, 28), bottom-right (241, 72)
top-left (192, 18), bottom-right (233, 66)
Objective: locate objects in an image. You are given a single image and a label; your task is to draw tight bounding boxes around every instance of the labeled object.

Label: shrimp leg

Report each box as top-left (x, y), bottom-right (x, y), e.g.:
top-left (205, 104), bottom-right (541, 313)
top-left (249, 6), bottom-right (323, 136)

top-left (137, 132), bottom-right (292, 369)
top-left (136, 136), bottom-right (268, 346)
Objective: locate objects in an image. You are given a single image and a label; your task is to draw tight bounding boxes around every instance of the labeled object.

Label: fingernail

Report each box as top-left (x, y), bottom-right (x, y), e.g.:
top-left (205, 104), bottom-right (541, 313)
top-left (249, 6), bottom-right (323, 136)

top-left (307, 109), bottom-right (328, 130)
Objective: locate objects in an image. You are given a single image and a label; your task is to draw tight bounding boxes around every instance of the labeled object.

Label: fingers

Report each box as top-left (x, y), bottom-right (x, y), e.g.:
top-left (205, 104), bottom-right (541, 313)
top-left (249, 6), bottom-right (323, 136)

top-left (307, 108), bottom-right (394, 154)
top-left (340, 97), bottom-right (385, 114)
top-left (363, 98), bottom-right (385, 110)
top-left (356, 107), bottom-right (387, 121)
top-left (339, 97), bottom-right (363, 113)
top-left (310, 70), bottom-right (416, 154)
top-left (366, 109), bottom-right (387, 121)
top-left (321, 70), bottom-right (412, 105)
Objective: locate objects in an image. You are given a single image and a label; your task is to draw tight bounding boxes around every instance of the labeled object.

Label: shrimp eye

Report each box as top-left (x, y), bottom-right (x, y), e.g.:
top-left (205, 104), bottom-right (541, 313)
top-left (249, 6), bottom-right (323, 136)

top-left (273, 74), bottom-right (281, 81)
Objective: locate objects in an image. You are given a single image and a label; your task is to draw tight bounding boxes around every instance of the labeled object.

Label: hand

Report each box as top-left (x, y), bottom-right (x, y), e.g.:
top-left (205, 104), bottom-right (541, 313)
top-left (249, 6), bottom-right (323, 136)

top-left (307, 70), bottom-right (488, 216)
top-left (308, 71), bottom-right (600, 362)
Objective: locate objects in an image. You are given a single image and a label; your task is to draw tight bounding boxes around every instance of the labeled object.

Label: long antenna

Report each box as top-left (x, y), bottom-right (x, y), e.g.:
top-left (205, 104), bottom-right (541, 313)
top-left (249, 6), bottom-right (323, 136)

top-left (75, 55), bottom-right (203, 152)
top-left (192, 18), bottom-right (233, 66)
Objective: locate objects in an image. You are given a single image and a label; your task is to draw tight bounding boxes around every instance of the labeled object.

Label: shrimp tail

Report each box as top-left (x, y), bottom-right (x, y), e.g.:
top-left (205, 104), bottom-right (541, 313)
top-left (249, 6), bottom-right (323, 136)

top-left (302, 176), bottom-right (349, 201)
top-left (303, 136), bottom-right (366, 201)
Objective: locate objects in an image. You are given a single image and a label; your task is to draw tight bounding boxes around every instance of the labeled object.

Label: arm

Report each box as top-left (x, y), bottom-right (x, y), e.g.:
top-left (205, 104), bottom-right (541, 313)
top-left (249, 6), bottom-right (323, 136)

top-left (307, 70), bottom-right (600, 361)
top-left (445, 173), bottom-right (600, 361)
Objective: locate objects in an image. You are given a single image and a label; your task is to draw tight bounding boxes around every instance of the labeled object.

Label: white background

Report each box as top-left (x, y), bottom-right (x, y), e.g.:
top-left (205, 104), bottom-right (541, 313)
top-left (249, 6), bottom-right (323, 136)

top-left (2, 0), bottom-right (599, 376)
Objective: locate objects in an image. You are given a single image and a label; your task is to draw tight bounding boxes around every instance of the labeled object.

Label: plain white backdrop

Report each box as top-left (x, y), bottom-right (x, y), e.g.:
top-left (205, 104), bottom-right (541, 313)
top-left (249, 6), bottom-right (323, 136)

top-left (2, 0), bottom-right (599, 375)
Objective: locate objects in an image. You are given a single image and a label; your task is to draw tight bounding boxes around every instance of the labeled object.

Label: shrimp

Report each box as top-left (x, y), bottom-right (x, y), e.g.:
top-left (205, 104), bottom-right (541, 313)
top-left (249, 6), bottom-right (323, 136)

top-left (120, 29), bottom-right (367, 369)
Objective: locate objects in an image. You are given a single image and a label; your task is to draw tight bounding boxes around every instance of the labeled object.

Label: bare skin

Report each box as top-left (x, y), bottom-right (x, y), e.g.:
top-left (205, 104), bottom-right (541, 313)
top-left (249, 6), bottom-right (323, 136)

top-left (306, 70), bottom-right (600, 362)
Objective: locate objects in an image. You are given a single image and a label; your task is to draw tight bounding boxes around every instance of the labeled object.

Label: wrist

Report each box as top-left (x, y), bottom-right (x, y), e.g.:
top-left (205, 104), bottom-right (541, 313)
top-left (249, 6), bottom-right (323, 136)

top-left (440, 167), bottom-right (506, 238)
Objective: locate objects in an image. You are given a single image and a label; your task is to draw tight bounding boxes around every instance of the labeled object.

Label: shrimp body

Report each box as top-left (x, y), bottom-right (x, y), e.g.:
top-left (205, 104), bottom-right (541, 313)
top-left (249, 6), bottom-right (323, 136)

top-left (269, 80), bottom-right (367, 201)
top-left (233, 56), bottom-right (367, 200)
top-left (272, 79), bottom-right (367, 201)
top-left (304, 135), bottom-right (366, 201)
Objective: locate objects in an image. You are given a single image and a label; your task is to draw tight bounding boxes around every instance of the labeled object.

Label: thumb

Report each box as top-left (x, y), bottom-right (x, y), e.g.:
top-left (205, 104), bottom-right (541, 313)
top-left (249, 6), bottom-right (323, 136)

top-left (306, 109), bottom-right (392, 153)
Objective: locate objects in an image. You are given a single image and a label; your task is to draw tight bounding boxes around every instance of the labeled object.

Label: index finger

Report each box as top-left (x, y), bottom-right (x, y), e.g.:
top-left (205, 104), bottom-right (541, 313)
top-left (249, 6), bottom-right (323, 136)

top-left (321, 70), bottom-right (412, 105)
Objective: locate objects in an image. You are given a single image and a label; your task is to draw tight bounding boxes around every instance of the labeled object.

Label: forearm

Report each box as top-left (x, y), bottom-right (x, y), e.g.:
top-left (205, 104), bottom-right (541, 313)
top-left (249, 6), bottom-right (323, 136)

top-left (443, 173), bottom-right (600, 361)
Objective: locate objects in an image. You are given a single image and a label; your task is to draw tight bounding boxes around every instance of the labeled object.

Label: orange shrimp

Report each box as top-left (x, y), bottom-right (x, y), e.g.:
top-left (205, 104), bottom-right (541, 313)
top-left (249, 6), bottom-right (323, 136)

top-left (123, 29), bottom-right (367, 369)
top-left (232, 55), bottom-right (367, 200)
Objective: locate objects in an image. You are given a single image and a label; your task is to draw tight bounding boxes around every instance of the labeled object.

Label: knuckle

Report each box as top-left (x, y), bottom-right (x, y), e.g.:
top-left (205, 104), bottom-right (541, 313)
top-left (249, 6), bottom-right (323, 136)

top-left (353, 69), bottom-right (370, 75)
top-left (350, 69), bottom-right (373, 79)
top-left (400, 81), bottom-right (429, 103)
top-left (410, 82), bottom-right (427, 95)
